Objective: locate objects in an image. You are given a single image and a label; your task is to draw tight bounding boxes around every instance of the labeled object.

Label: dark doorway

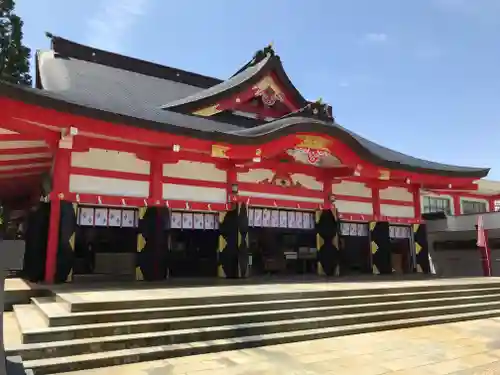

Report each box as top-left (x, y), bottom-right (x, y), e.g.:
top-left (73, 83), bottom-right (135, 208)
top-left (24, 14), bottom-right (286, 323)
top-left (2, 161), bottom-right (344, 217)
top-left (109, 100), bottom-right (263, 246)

top-left (390, 239), bottom-right (413, 274)
top-left (74, 206), bottom-right (138, 280)
top-left (75, 226), bottom-right (138, 278)
top-left (249, 228), bottom-right (316, 276)
top-left (168, 229), bottom-right (219, 277)
top-left (339, 222), bottom-right (371, 275)
top-left (389, 225), bottom-right (414, 274)
top-left (167, 210), bottom-right (219, 278)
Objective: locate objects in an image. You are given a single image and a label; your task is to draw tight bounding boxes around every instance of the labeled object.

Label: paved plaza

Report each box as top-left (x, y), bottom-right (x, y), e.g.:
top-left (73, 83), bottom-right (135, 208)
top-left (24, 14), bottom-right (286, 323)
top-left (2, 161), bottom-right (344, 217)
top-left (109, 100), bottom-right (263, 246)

top-left (2, 317), bottom-right (496, 375)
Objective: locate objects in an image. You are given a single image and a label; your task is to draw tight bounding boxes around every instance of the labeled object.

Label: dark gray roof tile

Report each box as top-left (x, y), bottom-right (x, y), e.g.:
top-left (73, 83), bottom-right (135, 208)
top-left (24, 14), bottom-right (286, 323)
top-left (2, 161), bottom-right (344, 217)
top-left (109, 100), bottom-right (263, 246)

top-left (161, 56), bottom-right (271, 110)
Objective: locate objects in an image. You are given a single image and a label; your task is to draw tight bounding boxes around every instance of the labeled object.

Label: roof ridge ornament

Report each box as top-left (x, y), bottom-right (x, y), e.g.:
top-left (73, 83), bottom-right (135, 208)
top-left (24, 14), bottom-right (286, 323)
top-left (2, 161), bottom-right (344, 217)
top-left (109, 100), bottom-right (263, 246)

top-left (282, 100), bottom-right (334, 123)
top-left (251, 43), bottom-right (276, 65)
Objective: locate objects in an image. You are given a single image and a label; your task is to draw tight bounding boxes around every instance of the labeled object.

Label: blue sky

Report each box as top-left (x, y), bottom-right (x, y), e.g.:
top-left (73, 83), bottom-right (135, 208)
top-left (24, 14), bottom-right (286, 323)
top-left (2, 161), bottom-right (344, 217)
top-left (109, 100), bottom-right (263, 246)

top-left (16, 0), bottom-right (500, 179)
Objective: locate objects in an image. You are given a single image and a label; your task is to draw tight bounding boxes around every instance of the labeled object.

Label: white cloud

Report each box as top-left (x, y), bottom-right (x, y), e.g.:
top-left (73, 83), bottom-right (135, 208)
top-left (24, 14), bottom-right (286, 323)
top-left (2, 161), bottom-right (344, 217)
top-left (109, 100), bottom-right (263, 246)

top-left (363, 33), bottom-right (388, 43)
top-left (85, 0), bottom-right (149, 52)
top-left (339, 81), bottom-right (350, 88)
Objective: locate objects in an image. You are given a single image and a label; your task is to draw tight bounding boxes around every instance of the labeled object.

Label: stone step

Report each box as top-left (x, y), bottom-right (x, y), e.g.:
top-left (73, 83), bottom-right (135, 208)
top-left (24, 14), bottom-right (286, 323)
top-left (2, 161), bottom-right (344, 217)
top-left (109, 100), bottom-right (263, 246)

top-left (20, 308), bottom-right (500, 375)
top-left (58, 281), bottom-right (500, 313)
top-left (20, 293), bottom-right (500, 344)
top-left (13, 305), bottom-right (48, 334)
top-left (32, 286), bottom-right (500, 327)
top-left (11, 299), bottom-right (500, 358)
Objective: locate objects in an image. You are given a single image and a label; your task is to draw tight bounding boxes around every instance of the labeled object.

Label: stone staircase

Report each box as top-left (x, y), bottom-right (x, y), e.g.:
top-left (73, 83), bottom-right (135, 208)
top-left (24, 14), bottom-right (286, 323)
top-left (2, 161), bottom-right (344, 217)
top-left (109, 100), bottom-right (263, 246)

top-left (7, 280), bottom-right (500, 374)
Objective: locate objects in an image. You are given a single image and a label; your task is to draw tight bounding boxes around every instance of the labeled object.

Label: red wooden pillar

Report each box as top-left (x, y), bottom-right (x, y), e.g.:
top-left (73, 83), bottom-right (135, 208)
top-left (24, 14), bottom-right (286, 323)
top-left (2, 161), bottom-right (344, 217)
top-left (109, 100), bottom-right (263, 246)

top-left (226, 166), bottom-right (237, 204)
top-left (44, 147), bottom-right (71, 284)
top-left (149, 158), bottom-right (163, 202)
top-left (371, 186), bottom-right (381, 221)
top-left (452, 195), bottom-right (462, 216)
top-left (412, 186), bottom-right (421, 219)
top-left (148, 158), bottom-right (163, 279)
top-left (323, 177), bottom-right (333, 209)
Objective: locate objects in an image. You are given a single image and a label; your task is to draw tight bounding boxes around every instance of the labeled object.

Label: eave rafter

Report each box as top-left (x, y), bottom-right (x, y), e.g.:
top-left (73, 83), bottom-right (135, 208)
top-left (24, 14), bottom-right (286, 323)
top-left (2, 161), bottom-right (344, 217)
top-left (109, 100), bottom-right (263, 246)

top-left (0, 107), bottom-right (59, 200)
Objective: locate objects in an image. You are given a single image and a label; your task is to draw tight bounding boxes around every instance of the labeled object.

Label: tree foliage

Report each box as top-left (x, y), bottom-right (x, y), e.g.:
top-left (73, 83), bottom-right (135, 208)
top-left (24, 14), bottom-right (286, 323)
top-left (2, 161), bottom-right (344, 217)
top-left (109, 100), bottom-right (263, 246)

top-left (0, 0), bottom-right (32, 86)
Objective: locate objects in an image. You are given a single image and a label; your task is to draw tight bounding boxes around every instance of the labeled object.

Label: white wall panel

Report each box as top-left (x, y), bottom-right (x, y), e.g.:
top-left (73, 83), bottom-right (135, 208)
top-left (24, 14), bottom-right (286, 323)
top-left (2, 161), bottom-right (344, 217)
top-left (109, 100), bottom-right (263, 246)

top-left (335, 200), bottom-right (373, 214)
top-left (72, 149), bottom-right (150, 175)
top-left (164, 161), bottom-right (226, 182)
top-left (237, 169), bottom-right (274, 183)
top-left (333, 181), bottom-right (371, 198)
top-left (163, 183), bottom-right (226, 203)
top-left (70, 175), bottom-right (149, 197)
top-left (291, 173), bottom-right (323, 191)
top-left (380, 187), bottom-right (413, 202)
top-left (381, 204), bottom-right (415, 218)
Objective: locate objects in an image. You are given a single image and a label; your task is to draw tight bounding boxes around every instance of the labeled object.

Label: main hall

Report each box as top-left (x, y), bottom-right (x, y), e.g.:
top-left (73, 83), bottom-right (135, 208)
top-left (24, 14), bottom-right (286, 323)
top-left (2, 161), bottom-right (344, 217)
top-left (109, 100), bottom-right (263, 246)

top-left (1, 35), bottom-right (498, 284)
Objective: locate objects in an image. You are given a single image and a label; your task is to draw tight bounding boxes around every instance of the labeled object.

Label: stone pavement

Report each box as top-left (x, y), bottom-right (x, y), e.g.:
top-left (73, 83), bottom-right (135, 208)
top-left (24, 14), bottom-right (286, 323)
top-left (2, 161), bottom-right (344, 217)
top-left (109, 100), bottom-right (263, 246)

top-left (39, 318), bottom-right (500, 375)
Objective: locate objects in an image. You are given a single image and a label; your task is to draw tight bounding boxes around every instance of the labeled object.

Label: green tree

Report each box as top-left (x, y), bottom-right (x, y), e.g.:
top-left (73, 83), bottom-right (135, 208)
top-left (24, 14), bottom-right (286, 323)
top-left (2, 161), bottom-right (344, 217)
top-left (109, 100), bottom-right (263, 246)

top-left (0, 0), bottom-right (32, 86)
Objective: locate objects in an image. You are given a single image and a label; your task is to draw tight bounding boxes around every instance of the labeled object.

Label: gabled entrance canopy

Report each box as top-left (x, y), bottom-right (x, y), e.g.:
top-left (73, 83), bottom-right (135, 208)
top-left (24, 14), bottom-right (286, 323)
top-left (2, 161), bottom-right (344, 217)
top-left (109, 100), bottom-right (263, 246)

top-left (161, 45), bottom-right (333, 122)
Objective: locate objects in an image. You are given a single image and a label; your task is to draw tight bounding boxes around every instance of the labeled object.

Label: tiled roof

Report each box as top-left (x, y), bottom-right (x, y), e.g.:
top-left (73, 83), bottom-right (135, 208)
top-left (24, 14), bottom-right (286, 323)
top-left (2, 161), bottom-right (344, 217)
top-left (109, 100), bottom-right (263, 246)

top-left (1, 46), bottom-right (487, 178)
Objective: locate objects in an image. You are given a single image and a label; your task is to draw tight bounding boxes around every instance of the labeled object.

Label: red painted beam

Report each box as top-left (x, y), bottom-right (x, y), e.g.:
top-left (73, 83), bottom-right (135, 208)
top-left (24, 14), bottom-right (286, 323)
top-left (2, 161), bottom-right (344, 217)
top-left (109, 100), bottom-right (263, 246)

top-left (0, 166), bottom-right (49, 176)
top-left (0, 157), bottom-right (52, 167)
top-left (426, 183), bottom-right (479, 191)
top-left (0, 174), bottom-right (44, 183)
top-left (0, 113), bottom-right (60, 145)
top-left (1, 97), bottom-right (210, 151)
top-left (0, 147), bottom-right (50, 155)
top-left (1, 97), bottom-right (485, 190)
top-left (0, 134), bottom-right (44, 142)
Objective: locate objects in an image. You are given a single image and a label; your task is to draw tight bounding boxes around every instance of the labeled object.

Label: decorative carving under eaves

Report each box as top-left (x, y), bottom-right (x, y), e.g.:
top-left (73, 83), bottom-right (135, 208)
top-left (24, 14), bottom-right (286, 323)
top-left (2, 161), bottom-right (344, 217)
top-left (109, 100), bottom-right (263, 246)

top-left (259, 171), bottom-right (302, 188)
top-left (296, 135), bottom-right (331, 150)
top-left (211, 144), bottom-right (230, 158)
top-left (252, 76), bottom-right (285, 107)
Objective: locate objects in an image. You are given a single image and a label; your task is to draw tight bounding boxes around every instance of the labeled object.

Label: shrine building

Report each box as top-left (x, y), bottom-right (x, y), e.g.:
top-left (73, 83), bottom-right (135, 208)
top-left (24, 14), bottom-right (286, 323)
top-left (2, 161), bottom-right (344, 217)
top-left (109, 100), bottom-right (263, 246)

top-left (1, 35), bottom-right (499, 283)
